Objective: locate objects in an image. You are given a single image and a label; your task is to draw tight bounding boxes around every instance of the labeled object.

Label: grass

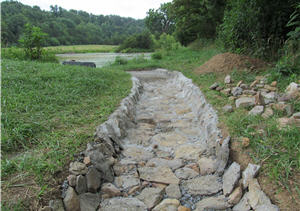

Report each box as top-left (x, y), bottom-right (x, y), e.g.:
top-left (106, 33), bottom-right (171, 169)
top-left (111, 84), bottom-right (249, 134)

top-left (45, 45), bottom-right (118, 54)
top-left (1, 59), bottom-right (132, 209)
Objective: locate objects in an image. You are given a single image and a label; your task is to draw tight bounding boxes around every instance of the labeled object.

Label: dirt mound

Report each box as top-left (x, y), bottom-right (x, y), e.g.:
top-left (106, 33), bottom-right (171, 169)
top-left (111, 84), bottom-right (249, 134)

top-left (195, 52), bottom-right (268, 74)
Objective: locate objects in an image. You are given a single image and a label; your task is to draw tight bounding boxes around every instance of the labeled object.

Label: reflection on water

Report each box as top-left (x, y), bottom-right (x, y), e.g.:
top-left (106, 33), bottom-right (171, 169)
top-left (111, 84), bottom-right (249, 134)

top-left (56, 52), bottom-right (152, 67)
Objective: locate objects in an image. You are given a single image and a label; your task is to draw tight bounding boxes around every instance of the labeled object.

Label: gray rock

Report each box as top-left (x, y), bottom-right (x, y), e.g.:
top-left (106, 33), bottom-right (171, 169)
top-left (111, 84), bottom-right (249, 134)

top-left (242, 163), bottom-right (260, 189)
top-left (69, 161), bottom-right (88, 175)
top-left (285, 104), bottom-right (294, 116)
top-left (79, 192), bottom-right (101, 211)
top-left (223, 105), bottom-right (234, 113)
top-left (292, 112), bottom-right (300, 119)
top-left (49, 199), bottom-right (64, 211)
top-left (248, 105), bottom-right (264, 116)
top-left (195, 195), bottom-right (231, 211)
top-left (123, 147), bottom-right (154, 162)
top-left (255, 204), bottom-right (280, 211)
top-left (75, 175), bottom-right (87, 194)
top-left (235, 97), bottom-right (255, 108)
top-left (146, 158), bottom-right (184, 170)
top-left (223, 162), bottom-right (241, 196)
top-left (40, 206), bottom-right (52, 211)
top-left (138, 166), bottom-right (179, 184)
top-left (210, 82), bottom-right (219, 90)
top-left (174, 167), bottom-right (198, 179)
top-left (232, 87), bottom-right (243, 96)
top-left (136, 187), bottom-right (164, 209)
top-left (67, 175), bottom-right (76, 187)
top-left (165, 184), bottom-right (181, 199)
top-left (228, 185), bottom-right (243, 205)
top-left (221, 88), bottom-right (231, 96)
top-left (261, 92), bottom-right (277, 104)
top-left (198, 157), bottom-right (217, 175)
top-left (243, 90), bottom-right (257, 95)
top-left (99, 197), bottom-right (147, 211)
top-left (115, 175), bottom-right (140, 189)
top-left (225, 75), bottom-right (232, 84)
top-left (63, 187), bottom-right (80, 211)
top-left (182, 175), bottom-right (222, 195)
top-left (216, 136), bottom-right (230, 174)
top-left (262, 107), bottom-right (274, 119)
top-left (152, 198), bottom-right (180, 211)
top-left (248, 179), bottom-right (272, 209)
top-left (100, 183), bottom-right (121, 198)
top-left (86, 167), bottom-right (102, 193)
top-left (240, 83), bottom-right (249, 89)
top-left (232, 192), bottom-right (251, 211)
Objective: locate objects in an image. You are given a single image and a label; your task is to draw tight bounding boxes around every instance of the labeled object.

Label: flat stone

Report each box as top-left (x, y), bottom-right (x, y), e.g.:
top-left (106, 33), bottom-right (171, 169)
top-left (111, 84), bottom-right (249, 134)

top-left (242, 163), bottom-right (260, 189)
top-left (285, 82), bottom-right (299, 96)
top-left (86, 167), bottom-right (102, 193)
top-left (63, 187), bottom-right (80, 211)
top-left (255, 92), bottom-right (265, 105)
top-left (221, 88), bottom-right (231, 96)
top-left (122, 147), bottom-right (154, 161)
top-left (261, 92), bottom-right (277, 104)
top-left (249, 105), bottom-right (264, 116)
top-left (99, 197), bottom-right (147, 211)
top-left (264, 85), bottom-right (277, 91)
top-left (224, 75), bottom-right (231, 84)
top-left (182, 175), bottom-right (222, 195)
top-left (79, 192), bottom-right (100, 211)
top-left (248, 179), bottom-right (272, 209)
top-left (138, 166), bottom-right (179, 184)
top-left (165, 184), bottom-right (181, 199)
top-left (152, 198), bottom-right (180, 211)
top-left (146, 158), bottom-right (184, 170)
top-left (113, 162), bottom-right (136, 176)
top-left (175, 167), bottom-right (198, 179)
top-left (67, 175), bottom-right (76, 187)
top-left (232, 192), bottom-right (251, 211)
top-left (223, 105), bottom-right (233, 113)
top-left (255, 204), bottom-right (280, 211)
top-left (243, 90), bottom-right (256, 95)
top-left (198, 157), bottom-right (217, 175)
top-left (195, 195), bottom-right (231, 211)
top-left (115, 175), bottom-right (140, 189)
top-left (232, 87), bottom-right (243, 96)
top-left (75, 175), bottom-right (87, 194)
top-left (178, 206), bottom-right (191, 211)
top-left (49, 199), bottom-right (64, 211)
top-left (100, 183), bottom-right (121, 198)
top-left (69, 161), bottom-right (88, 175)
top-left (262, 107), bottom-right (274, 119)
top-left (210, 82), bottom-right (219, 90)
top-left (228, 185), bottom-right (243, 205)
top-left (136, 187), bottom-right (164, 209)
top-left (215, 136), bottom-right (230, 174)
top-left (235, 97), bottom-right (255, 108)
top-left (152, 132), bottom-right (188, 149)
top-left (174, 144), bottom-right (205, 161)
top-left (223, 162), bottom-right (241, 196)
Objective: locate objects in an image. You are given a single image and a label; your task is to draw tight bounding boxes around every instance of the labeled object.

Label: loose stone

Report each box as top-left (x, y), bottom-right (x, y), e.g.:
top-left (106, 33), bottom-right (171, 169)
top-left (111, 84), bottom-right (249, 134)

top-left (146, 158), bottom-right (184, 170)
top-left (100, 183), bottom-right (121, 198)
top-left (235, 97), bottom-right (255, 108)
top-left (69, 161), bottom-right (88, 175)
top-left (232, 192), bottom-right (251, 211)
top-left (75, 175), bottom-right (87, 194)
top-left (232, 87), bottom-right (243, 96)
top-left (99, 197), bottom-right (147, 211)
top-left (79, 192), bottom-right (101, 211)
top-left (195, 195), bottom-right (231, 211)
top-left (136, 187), bottom-right (164, 209)
top-left (248, 179), bottom-right (273, 209)
top-left (63, 187), bottom-right (80, 211)
top-left (228, 185), bottom-right (243, 205)
top-left (223, 162), bottom-right (241, 196)
top-left (115, 175), bottom-right (140, 190)
top-left (248, 105), bottom-right (264, 116)
top-left (166, 184), bottom-right (181, 199)
top-left (138, 166), bottom-right (179, 184)
top-left (198, 157), bottom-right (217, 175)
top-left (67, 175), bottom-right (76, 187)
top-left (242, 163), bottom-right (260, 189)
top-left (223, 104), bottom-right (234, 113)
top-left (86, 167), bottom-right (102, 193)
top-left (152, 198), bottom-right (180, 211)
top-left (224, 75), bottom-right (232, 84)
top-left (182, 175), bottom-right (222, 195)
top-left (175, 167), bottom-right (198, 179)
top-left (49, 199), bottom-right (64, 211)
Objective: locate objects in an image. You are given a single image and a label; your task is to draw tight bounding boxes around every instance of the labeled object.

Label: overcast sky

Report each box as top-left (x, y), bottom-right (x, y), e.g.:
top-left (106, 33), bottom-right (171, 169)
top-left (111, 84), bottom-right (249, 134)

top-left (8, 0), bottom-right (172, 19)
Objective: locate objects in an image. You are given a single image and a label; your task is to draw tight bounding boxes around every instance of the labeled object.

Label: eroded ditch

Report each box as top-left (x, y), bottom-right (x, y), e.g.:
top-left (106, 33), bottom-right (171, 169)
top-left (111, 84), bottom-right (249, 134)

top-left (51, 69), bottom-right (279, 211)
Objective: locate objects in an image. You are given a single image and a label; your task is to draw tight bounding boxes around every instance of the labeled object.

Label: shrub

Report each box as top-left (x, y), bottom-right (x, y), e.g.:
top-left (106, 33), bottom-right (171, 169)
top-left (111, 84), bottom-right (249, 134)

top-left (151, 52), bottom-right (163, 60)
top-left (155, 33), bottom-right (181, 51)
top-left (114, 56), bottom-right (128, 65)
top-left (117, 31), bottom-right (154, 52)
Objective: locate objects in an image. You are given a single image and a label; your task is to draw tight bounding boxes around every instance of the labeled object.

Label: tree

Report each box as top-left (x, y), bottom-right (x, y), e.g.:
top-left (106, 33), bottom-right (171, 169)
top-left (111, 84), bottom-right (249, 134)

top-left (145, 3), bottom-right (175, 37)
top-left (19, 23), bottom-right (47, 60)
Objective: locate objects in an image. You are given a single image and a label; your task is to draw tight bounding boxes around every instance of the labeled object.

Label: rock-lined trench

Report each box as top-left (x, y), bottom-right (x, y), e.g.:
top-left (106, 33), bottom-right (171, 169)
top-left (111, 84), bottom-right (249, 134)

top-left (50, 69), bottom-right (279, 211)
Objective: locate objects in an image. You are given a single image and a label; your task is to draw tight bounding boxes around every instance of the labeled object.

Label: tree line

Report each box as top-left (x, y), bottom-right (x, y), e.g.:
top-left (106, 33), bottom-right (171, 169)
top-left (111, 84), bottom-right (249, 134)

top-left (1, 0), bottom-right (145, 46)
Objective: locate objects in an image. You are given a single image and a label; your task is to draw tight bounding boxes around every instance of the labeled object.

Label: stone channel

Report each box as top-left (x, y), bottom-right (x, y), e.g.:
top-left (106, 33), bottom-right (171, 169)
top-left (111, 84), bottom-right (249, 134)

top-left (47, 69), bottom-right (279, 211)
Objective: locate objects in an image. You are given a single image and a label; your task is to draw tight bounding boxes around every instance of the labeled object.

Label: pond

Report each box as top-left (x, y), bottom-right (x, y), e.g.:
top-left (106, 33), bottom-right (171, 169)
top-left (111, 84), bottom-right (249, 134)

top-left (56, 52), bottom-right (152, 67)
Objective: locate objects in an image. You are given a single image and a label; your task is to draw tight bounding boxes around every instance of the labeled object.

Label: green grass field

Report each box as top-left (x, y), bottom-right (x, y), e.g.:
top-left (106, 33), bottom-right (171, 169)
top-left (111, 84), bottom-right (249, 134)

top-left (45, 45), bottom-right (118, 54)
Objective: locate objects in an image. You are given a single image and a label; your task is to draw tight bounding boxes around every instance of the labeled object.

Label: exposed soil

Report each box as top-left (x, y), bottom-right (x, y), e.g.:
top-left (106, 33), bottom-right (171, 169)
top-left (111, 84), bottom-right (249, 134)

top-left (194, 52), bottom-right (269, 74)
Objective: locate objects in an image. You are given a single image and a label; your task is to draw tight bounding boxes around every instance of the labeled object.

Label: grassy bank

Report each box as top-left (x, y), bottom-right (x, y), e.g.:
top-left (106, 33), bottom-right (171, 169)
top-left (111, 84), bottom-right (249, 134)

top-left (45, 45), bottom-right (118, 54)
top-left (1, 59), bottom-right (131, 209)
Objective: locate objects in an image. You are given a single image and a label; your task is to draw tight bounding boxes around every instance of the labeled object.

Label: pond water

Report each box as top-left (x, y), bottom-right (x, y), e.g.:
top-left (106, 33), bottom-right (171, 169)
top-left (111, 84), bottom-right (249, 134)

top-left (56, 52), bottom-right (152, 67)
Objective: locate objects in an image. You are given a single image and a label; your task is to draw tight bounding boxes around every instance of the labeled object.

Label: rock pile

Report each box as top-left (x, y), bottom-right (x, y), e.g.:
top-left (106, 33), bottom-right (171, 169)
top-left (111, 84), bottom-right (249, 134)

top-left (210, 74), bottom-right (300, 129)
top-left (42, 69), bottom-right (281, 211)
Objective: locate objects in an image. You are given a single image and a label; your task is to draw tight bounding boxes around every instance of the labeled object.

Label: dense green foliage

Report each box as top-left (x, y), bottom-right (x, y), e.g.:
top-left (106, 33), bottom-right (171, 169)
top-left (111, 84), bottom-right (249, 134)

top-left (117, 32), bottom-right (154, 52)
top-left (1, 1), bottom-right (145, 46)
top-left (217, 0), bottom-right (299, 59)
top-left (171, 0), bottom-right (225, 45)
top-left (145, 3), bottom-right (175, 37)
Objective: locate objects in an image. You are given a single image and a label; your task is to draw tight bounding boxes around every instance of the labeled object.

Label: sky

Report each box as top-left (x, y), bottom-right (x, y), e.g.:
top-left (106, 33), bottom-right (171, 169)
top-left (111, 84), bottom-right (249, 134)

top-left (10, 0), bottom-right (172, 19)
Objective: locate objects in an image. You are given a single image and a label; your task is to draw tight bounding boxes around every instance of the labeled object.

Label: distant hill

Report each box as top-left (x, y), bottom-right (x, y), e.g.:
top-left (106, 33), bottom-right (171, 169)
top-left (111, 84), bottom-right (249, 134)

top-left (1, 1), bottom-right (145, 46)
